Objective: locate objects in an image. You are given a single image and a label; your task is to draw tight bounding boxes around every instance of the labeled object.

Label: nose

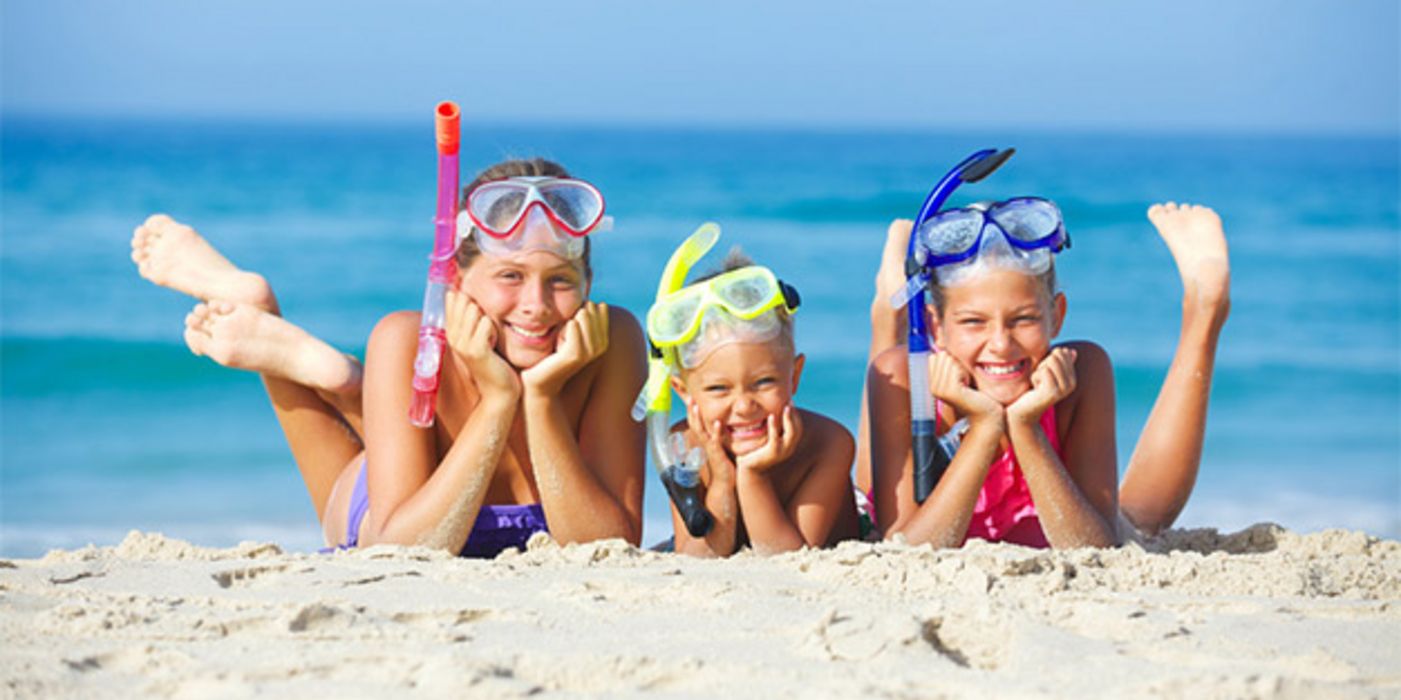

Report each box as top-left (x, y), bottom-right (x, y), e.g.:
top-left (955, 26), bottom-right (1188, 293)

top-left (987, 323), bottom-right (1011, 352)
top-left (732, 392), bottom-right (760, 417)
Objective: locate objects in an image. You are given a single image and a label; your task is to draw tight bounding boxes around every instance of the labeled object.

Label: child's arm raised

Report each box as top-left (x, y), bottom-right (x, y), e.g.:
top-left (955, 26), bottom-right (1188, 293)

top-left (1006, 343), bottom-right (1118, 548)
top-left (671, 402), bottom-right (741, 557)
top-left (358, 297), bottom-right (518, 552)
top-left (753, 409), bottom-right (857, 552)
top-left (871, 348), bottom-right (1008, 547)
top-left (523, 304), bottom-right (646, 546)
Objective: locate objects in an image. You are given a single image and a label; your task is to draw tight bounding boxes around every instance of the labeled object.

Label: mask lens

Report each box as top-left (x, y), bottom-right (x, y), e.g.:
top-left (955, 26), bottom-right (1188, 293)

top-left (992, 199), bottom-right (1061, 243)
top-left (538, 182), bottom-right (603, 233)
top-left (469, 183), bottom-right (529, 235)
top-left (650, 292), bottom-right (704, 344)
top-left (715, 270), bottom-right (777, 316)
top-left (919, 209), bottom-right (984, 256)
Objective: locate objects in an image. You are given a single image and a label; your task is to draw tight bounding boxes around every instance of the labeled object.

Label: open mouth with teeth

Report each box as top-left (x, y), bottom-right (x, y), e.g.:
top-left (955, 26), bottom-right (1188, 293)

top-left (976, 359), bottom-right (1030, 380)
top-left (506, 323), bottom-right (556, 348)
top-left (726, 419), bottom-right (768, 442)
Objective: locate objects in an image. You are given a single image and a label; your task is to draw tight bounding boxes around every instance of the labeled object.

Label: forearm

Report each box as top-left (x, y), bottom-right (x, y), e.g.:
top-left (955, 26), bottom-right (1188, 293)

top-left (1007, 419), bottom-right (1117, 548)
top-left (367, 396), bottom-right (516, 552)
top-left (524, 389), bottom-right (638, 544)
top-left (675, 477), bottom-right (740, 557)
top-left (735, 471), bottom-right (806, 554)
top-left (891, 420), bottom-right (1003, 548)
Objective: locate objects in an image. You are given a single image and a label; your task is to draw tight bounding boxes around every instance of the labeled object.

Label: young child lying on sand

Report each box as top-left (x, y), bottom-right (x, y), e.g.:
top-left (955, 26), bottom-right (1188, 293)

top-left (640, 226), bottom-right (861, 556)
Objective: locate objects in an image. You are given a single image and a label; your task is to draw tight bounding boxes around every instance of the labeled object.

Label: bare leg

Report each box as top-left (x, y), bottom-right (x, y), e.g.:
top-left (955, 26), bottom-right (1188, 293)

top-left (185, 301), bottom-right (365, 523)
top-left (1119, 203), bottom-right (1231, 535)
top-left (134, 215), bottom-right (364, 527)
top-left (857, 219), bottom-right (914, 493)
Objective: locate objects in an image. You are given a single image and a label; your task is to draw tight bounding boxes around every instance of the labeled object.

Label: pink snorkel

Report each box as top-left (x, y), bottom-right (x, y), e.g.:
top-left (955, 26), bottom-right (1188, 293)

top-left (408, 101), bottom-right (461, 428)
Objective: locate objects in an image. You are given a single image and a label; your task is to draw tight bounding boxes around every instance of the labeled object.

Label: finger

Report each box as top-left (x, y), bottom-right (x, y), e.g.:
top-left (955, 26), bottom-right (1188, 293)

top-left (594, 303), bottom-right (610, 354)
top-left (784, 404), bottom-right (804, 451)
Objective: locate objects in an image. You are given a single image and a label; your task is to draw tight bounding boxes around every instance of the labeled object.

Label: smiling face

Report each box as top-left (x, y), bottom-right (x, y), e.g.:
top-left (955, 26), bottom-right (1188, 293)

top-left (932, 267), bottom-right (1065, 406)
top-left (460, 249), bottom-right (588, 369)
top-left (672, 342), bottom-right (804, 456)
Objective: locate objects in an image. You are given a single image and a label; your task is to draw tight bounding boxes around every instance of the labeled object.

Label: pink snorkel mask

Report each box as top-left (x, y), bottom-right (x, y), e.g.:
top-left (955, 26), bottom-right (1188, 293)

top-left (454, 176), bottom-right (613, 259)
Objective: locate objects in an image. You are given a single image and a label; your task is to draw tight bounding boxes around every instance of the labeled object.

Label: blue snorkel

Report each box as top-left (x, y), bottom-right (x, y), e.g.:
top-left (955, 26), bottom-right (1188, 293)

top-left (903, 148), bottom-right (1016, 504)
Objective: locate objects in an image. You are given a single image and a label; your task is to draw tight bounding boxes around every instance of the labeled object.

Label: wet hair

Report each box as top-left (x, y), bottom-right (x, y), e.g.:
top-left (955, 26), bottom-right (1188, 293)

top-left (683, 246), bottom-right (796, 364)
top-left (928, 259), bottom-right (1058, 318)
top-left (453, 158), bottom-right (593, 281)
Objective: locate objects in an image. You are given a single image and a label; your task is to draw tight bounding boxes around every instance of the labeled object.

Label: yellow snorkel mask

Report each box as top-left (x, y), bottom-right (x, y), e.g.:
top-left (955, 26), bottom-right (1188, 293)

top-left (631, 223), bottom-right (801, 538)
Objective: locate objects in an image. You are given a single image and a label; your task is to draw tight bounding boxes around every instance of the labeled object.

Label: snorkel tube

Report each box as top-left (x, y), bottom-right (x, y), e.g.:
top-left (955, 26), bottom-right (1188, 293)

top-left (408, 101), bottom-right (462, 428)
top-left (631, 223), bottom-right (722, 538)
top-left (902, 148), bottom-right (1015, 503)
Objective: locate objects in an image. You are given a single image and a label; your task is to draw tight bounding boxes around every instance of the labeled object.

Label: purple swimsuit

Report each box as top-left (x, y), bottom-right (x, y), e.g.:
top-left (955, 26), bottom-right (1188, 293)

top-left (335, 460), bottom-right (548, 558)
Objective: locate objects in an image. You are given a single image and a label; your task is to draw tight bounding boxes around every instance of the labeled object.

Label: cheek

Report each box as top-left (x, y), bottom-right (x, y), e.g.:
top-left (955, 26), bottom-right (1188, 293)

top-left (462, 282), bottom-right (514, 318)
top-left (552, 288), bottom-right (586, 316)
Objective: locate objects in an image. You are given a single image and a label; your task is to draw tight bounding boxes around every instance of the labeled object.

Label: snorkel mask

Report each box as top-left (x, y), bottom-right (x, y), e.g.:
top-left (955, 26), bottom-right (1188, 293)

top-left (915, 197), bottom-right (1069, 288)
top-left (895, 148), bottom-right (1068, 504)
top-left (632, 223), bottom-right (801, 537)
top-left (454, 176), bottom-right (613, 259)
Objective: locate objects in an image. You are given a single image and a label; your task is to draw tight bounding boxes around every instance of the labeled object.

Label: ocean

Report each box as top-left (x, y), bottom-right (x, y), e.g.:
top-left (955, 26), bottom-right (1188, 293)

top-left (2, 117), bottom-right (1397, 556)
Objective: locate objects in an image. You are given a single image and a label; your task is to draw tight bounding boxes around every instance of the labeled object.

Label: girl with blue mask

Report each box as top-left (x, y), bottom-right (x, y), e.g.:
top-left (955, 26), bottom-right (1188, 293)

top-left (858, 150), bottom-right (1231, 548)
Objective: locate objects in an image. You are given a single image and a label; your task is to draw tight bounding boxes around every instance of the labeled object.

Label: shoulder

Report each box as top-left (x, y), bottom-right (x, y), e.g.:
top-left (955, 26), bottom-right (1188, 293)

top-left (604, 304), bottom-right (645, 350)
top-left (369, 310), bottom-right (421, 346)
top-left (1059, 340), bottom-right (1113, 382)
top-left (596, 303), bottom-right (645, 375)
top-left (797, 408), bottom-right (855, 461)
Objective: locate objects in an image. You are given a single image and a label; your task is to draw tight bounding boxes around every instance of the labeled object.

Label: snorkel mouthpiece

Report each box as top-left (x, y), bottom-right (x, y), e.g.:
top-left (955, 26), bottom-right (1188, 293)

top-left (633, 223), bottom-right (723, 538)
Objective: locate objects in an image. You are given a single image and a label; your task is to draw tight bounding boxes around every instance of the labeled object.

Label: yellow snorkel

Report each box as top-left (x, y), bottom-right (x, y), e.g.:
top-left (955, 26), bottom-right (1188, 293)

top-left (631, 223), bottom-right (721, 537)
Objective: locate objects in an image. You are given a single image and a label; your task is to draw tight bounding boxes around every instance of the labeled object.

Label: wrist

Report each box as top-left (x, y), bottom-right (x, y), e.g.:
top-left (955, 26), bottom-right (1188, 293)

top-left (521, 381), bottom-right (564, 403)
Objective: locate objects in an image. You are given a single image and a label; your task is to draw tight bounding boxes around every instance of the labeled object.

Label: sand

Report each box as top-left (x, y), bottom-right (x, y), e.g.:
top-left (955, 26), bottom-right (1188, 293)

top-left (1, 524), bottom-right (1398, 698)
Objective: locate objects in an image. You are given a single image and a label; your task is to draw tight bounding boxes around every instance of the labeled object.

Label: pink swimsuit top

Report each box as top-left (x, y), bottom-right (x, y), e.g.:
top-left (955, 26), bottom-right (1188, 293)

top-left (963, 404), bottom-right (1061, 549)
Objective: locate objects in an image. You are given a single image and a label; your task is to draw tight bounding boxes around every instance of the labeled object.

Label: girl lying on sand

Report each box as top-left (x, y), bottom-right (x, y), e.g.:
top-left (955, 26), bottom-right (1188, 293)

top-left (860, 151), bottom-right (1230, 548)
top-left (132, 159), bottom-right (647, 556)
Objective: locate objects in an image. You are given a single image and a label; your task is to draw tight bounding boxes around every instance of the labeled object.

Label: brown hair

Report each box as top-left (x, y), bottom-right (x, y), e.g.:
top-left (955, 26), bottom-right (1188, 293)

top-left (453, 158), bottom-right (593, 281)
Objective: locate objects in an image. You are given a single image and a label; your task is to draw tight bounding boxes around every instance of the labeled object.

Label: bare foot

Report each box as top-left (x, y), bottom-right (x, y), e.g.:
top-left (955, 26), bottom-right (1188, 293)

top-left (1147, 203), bottom-right (1231, 324)
top-left (184, 301), bottom-right (361, 393)
top-left (132, 214), bottom-right (277, 312)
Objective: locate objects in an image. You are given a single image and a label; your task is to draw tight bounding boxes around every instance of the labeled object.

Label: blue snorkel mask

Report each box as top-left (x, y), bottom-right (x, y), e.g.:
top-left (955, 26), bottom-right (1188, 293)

top-left (897, 148), bottom-right (1017, 504)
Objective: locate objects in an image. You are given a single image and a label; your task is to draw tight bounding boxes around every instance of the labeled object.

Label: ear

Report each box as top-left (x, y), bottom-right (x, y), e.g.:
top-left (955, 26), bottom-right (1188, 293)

top-left (790, 353), bottom-right (806, 394)
top-left (1050, 292), bottom-right (1067, 337)
top-left (669, 373), bottom-right (691, 405)
top-left (929, 304), bottom-right (946, 351)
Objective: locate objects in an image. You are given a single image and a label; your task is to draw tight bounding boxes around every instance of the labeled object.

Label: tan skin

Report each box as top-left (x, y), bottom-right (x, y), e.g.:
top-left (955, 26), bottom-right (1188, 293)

top-left (328, 249), bottom-right (648, 551)
top-left (862, 203), bottom-right (1230, 545)
top-left (868, 269), bottom-right (1119, 549)
top-left (130, 210), bottom-right (645, 553)
top-left (669, 341), bottom-right (859, 557)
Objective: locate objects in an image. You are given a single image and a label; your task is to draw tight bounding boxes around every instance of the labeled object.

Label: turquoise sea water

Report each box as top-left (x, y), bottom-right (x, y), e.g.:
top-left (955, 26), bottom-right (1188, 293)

top-left (2, 117), bottom-right (1398, 556)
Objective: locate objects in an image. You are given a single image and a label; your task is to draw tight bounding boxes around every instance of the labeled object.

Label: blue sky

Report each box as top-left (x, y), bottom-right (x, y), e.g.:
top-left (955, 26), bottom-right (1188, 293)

top-left (3, 0), bottom-right (1397, 134)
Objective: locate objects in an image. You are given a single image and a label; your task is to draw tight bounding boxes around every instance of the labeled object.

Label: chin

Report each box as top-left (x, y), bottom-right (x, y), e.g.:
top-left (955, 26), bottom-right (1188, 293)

top-left (500, 343), bottom-right (552, 370)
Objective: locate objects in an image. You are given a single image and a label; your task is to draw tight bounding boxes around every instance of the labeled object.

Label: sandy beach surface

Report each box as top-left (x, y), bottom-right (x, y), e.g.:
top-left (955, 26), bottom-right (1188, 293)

top-left (2, 524), bottom-right (1398, 699)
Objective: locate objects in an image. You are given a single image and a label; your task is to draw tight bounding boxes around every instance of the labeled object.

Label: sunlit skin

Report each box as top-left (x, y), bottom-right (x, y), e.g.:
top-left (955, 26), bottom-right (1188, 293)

top-left (132, 166), bottom-right (649, 558)
top-left (931, 268), bottom-right (1065, 410)
top-left (667, 338), bottom-right (859, 557)
top-left (457, 249), bottom-right (589, 370)
top-left (674, 342), bottom-right (804, 460)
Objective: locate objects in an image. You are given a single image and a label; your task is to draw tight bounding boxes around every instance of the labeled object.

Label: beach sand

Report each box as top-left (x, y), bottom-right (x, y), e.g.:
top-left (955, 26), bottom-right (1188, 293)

top-left (2, 524), bottom-right (1398, 698)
